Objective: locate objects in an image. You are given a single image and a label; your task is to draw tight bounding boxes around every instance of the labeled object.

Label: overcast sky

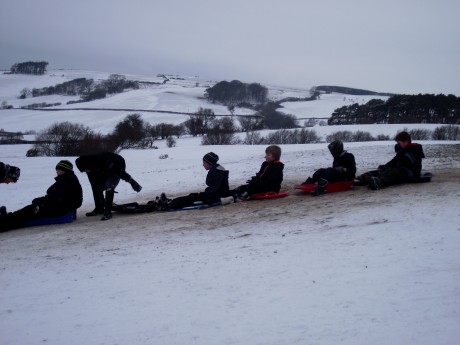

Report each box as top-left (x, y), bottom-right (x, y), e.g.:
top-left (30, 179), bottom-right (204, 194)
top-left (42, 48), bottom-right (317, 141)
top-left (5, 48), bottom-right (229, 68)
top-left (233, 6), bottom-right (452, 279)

top-left (1, 0), bottom-right (459, 95)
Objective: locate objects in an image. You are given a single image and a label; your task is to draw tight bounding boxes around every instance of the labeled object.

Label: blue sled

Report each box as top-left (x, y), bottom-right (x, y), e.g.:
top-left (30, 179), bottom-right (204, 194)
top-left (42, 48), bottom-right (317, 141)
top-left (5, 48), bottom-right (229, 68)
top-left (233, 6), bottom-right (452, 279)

top-left (25, 210), bottom-right (77, 227)
top-left (172, 202), bottom-right (221, 211)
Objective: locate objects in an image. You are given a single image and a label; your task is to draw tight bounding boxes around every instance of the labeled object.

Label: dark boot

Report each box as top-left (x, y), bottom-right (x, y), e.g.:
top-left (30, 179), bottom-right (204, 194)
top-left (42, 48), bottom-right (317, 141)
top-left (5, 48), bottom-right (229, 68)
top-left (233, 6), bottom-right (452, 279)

top-left (87, 186), bottom-right (105, 217)
top-left (312, 178), bottom-right (328, 196)
top-left (101, 189), bottom-right (114, 221)
top-left (157, 193), bottom-right (172, 211)
top-left (86, 208), bottom-right (104, 217)
top-left (368, 176), bottom-right (384, 190)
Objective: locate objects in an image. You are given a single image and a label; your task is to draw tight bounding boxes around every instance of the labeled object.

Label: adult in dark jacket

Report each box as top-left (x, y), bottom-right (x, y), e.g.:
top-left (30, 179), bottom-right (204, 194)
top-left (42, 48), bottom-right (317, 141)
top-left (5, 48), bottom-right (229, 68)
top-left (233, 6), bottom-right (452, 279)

top-left (0, 160), bottom-right (82, 232)
top-left (361, 131), bottom-right (425, 190)
top-left (0, 162), bottom-right (20, 184)
top-left (302, 140), bottom-right (356, 196)
top-left (158, 152), bottom-right (229, 210)
top-left (231, 145), bottom-right (284, 198)
top-left (75, 152), bottom-right (142, 220)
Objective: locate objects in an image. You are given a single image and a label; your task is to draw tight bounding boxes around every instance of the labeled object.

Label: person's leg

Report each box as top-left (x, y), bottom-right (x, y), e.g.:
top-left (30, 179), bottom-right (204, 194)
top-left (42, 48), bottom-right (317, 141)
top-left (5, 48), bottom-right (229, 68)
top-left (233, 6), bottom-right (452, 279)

top-left (380, 167), bottom-right (409, 186)
top-left (101, 175), bottom-right (121, 220)
top-left (0, 204), bottom-right (38, 231)
top-left (355, 170), bottom-right (379, 186)
top-left (304, 168), bottom-right (326, 184)
top-left (86, 174), bottom-right (105, 216)
top-left (312, 168), bottom-right (339, 196)
top-left (169, 193), bottom-right (204, 210)
top-left (320, 167), bottom-right (342, 183)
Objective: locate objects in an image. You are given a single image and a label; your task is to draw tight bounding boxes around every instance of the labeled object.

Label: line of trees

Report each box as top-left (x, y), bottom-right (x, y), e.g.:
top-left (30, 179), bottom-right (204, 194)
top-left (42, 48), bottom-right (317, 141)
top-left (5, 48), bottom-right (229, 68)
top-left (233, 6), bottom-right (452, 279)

top-left (10, 61), bottom-right (49, 75)
top-left (329, 94), bottom-right (460, 125)
top-left (205, 80), bottom-right (268, 107)
top-left (20, 74), bottom-right (139, 102)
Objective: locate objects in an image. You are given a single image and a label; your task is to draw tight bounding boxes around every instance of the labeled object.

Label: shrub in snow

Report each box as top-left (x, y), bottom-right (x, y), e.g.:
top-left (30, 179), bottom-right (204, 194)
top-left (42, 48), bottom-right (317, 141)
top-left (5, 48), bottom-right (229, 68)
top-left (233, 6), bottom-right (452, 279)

top-left (238, 116), bottom-right (264, 132)
top-left (111, 114), bottom-right (155, 149)
top-left (264, 128), bottom-right (321, 144)
top-left (184, 108), bottom-right (216, 136)
top-left (166, 136), bottom-right (176, 148)
top-left (432, 125), bottom-right (460, 140)
top-left (31, 122), bottom-right (115, 156)
top-left (202, 117), bottom-right (239, 145)
top-left (243, 131), bottom-right (265, 145)
top-left (408, 128), bottom-right (433, 140)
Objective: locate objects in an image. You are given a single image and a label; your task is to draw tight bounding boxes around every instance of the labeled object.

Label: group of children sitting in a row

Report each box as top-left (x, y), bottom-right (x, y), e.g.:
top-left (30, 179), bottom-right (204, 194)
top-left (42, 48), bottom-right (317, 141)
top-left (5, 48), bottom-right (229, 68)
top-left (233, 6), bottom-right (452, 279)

top-left (0, 131), bottom-right (425, 232)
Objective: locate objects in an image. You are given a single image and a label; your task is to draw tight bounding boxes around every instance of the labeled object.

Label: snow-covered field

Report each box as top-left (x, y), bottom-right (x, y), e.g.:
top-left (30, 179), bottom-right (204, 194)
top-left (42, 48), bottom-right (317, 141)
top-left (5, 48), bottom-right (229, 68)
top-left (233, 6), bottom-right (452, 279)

top-left (1, 70), bottom-right (460, 345)
top-left (0, 69), bottom-right (391, 134)
top-left (1, 141), bottom-right (460, 345)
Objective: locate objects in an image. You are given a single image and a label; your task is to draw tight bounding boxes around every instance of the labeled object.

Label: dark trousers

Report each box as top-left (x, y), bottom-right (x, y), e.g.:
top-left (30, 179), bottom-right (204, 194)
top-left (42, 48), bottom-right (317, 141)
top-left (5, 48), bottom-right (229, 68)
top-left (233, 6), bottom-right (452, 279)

top-left (311, 168), bottom-right (347, 183)
top-left (88, 173), bottom-right (120, 211)
top-left (379, 167), bottom-right (411, 186)
top-left (233, 182), bottom-right (277, 196)
top-left (170, 193), bottom-right (216, 210)
top-left (358, 167), bottom-right (411, 186)
top-left (0, 204), bottom-right (69, 232)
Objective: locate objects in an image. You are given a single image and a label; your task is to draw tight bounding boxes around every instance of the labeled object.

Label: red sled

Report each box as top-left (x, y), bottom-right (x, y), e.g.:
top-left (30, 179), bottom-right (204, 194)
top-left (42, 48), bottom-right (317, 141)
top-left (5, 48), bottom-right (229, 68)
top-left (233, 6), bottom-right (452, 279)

top-left (248, 190), bottom-right (289, 200)
top-left (294, 181), bottom-right (354, 193)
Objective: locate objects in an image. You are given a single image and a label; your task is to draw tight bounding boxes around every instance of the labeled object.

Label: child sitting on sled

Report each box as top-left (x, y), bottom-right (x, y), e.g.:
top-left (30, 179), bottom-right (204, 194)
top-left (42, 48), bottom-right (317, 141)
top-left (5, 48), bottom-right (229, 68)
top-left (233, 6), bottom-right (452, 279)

top-left (158, 152), bottom-right (230, 210)
top-left (302, 140), bottom-right (356, 196)
top-left (230, 145), bottom-right (284, 199)
top-left (355, 131), bottom-right (425, 190)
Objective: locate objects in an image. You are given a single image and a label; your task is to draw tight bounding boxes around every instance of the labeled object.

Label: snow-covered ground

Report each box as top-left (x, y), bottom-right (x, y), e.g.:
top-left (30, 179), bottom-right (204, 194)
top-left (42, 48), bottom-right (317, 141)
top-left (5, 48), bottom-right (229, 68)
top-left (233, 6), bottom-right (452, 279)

top-left (279, 93), bottom-right (389, 119)
top-left (1, 141), bottom-right (460, 345)
top-left (1, 70), bottom-right (460, 345)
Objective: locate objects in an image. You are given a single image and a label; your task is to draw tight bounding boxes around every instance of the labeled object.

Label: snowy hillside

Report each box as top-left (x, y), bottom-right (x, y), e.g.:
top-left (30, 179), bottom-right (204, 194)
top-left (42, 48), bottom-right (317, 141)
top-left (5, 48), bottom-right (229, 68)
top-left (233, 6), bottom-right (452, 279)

top-left (0, 69), bottom-right (390, 134)
top-left (1, 69), bottom-right (460, 345)
top-left (1, 141), bottom-right (460, 345)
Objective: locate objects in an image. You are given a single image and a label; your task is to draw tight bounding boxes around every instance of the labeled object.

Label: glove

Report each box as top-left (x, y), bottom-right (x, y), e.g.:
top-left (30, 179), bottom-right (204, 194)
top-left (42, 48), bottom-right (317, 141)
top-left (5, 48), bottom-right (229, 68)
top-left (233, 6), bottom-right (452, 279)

top-left (335, 167), bottom-right (346, 174)
top-left (246, 176), bottom-right (256, 184)
top-left (129, 178), bottom-right (142, 192)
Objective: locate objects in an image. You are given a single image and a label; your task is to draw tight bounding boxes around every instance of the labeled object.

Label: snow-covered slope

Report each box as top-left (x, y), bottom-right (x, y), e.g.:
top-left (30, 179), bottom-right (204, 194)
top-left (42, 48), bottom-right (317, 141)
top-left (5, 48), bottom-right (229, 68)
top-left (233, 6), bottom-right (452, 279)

top-left (0, 142), bottom-right (459, 345)
top-left (1, 70), bottom-right (459, 345)
top-left (0, 70), bottom-right (390, 133)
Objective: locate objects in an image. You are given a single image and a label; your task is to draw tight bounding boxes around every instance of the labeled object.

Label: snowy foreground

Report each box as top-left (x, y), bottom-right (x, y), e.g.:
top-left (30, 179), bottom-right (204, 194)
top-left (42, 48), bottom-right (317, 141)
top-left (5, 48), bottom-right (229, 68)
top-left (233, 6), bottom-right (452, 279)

top-left (1, 141), bottom-right (460, 345)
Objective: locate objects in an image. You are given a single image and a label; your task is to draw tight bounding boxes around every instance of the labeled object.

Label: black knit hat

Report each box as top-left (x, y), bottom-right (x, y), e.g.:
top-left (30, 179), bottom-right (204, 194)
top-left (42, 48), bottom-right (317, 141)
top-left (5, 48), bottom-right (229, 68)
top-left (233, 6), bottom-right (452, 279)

top-left (203, 152), bottom-right (219, 166)
top-left (56, 160), bottom-right (73, 173)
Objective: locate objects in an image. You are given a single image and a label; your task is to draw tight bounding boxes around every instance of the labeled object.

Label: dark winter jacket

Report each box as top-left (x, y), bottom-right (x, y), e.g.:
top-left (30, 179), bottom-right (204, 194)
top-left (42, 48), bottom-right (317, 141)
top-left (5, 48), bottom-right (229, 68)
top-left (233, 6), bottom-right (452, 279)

top-left (248, 160), bottom-right (284, 193)
top-left (75, 152), bottom-right (132, 182)
top-left (33, 171), bottom-right (83, 217)
top-left (382, 143), bottom-right (425, 178)
top-left (204, 164), bottom-right (229, 199)
top-left (332, 151), bottom-right (357, 181)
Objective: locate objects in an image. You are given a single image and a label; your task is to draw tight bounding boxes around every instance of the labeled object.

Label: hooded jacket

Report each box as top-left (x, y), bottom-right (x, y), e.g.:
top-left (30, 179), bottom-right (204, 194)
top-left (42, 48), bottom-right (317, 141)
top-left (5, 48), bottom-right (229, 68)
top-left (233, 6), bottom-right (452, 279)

top-left (332, 151), bottom-right (357, 181)
top-left (204, 164), bottom-right (229, 199)
top-left (382, 143), bottom-right (425, 178)
top-left (36, 171), bottom-right (83, 217)
top-left (75, 152), bottom-right (131, 181)
top-left (248, 160), bottom-right (284, 193)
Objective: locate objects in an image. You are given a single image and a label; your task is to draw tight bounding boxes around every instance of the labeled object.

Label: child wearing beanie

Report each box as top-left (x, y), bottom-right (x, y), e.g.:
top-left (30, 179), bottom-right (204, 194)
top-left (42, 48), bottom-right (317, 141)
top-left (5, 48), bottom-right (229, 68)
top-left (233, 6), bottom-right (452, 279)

top-left (158, 152), bottom-right (229, 210)
top-left (0, 160), bottom-right (83, 232)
